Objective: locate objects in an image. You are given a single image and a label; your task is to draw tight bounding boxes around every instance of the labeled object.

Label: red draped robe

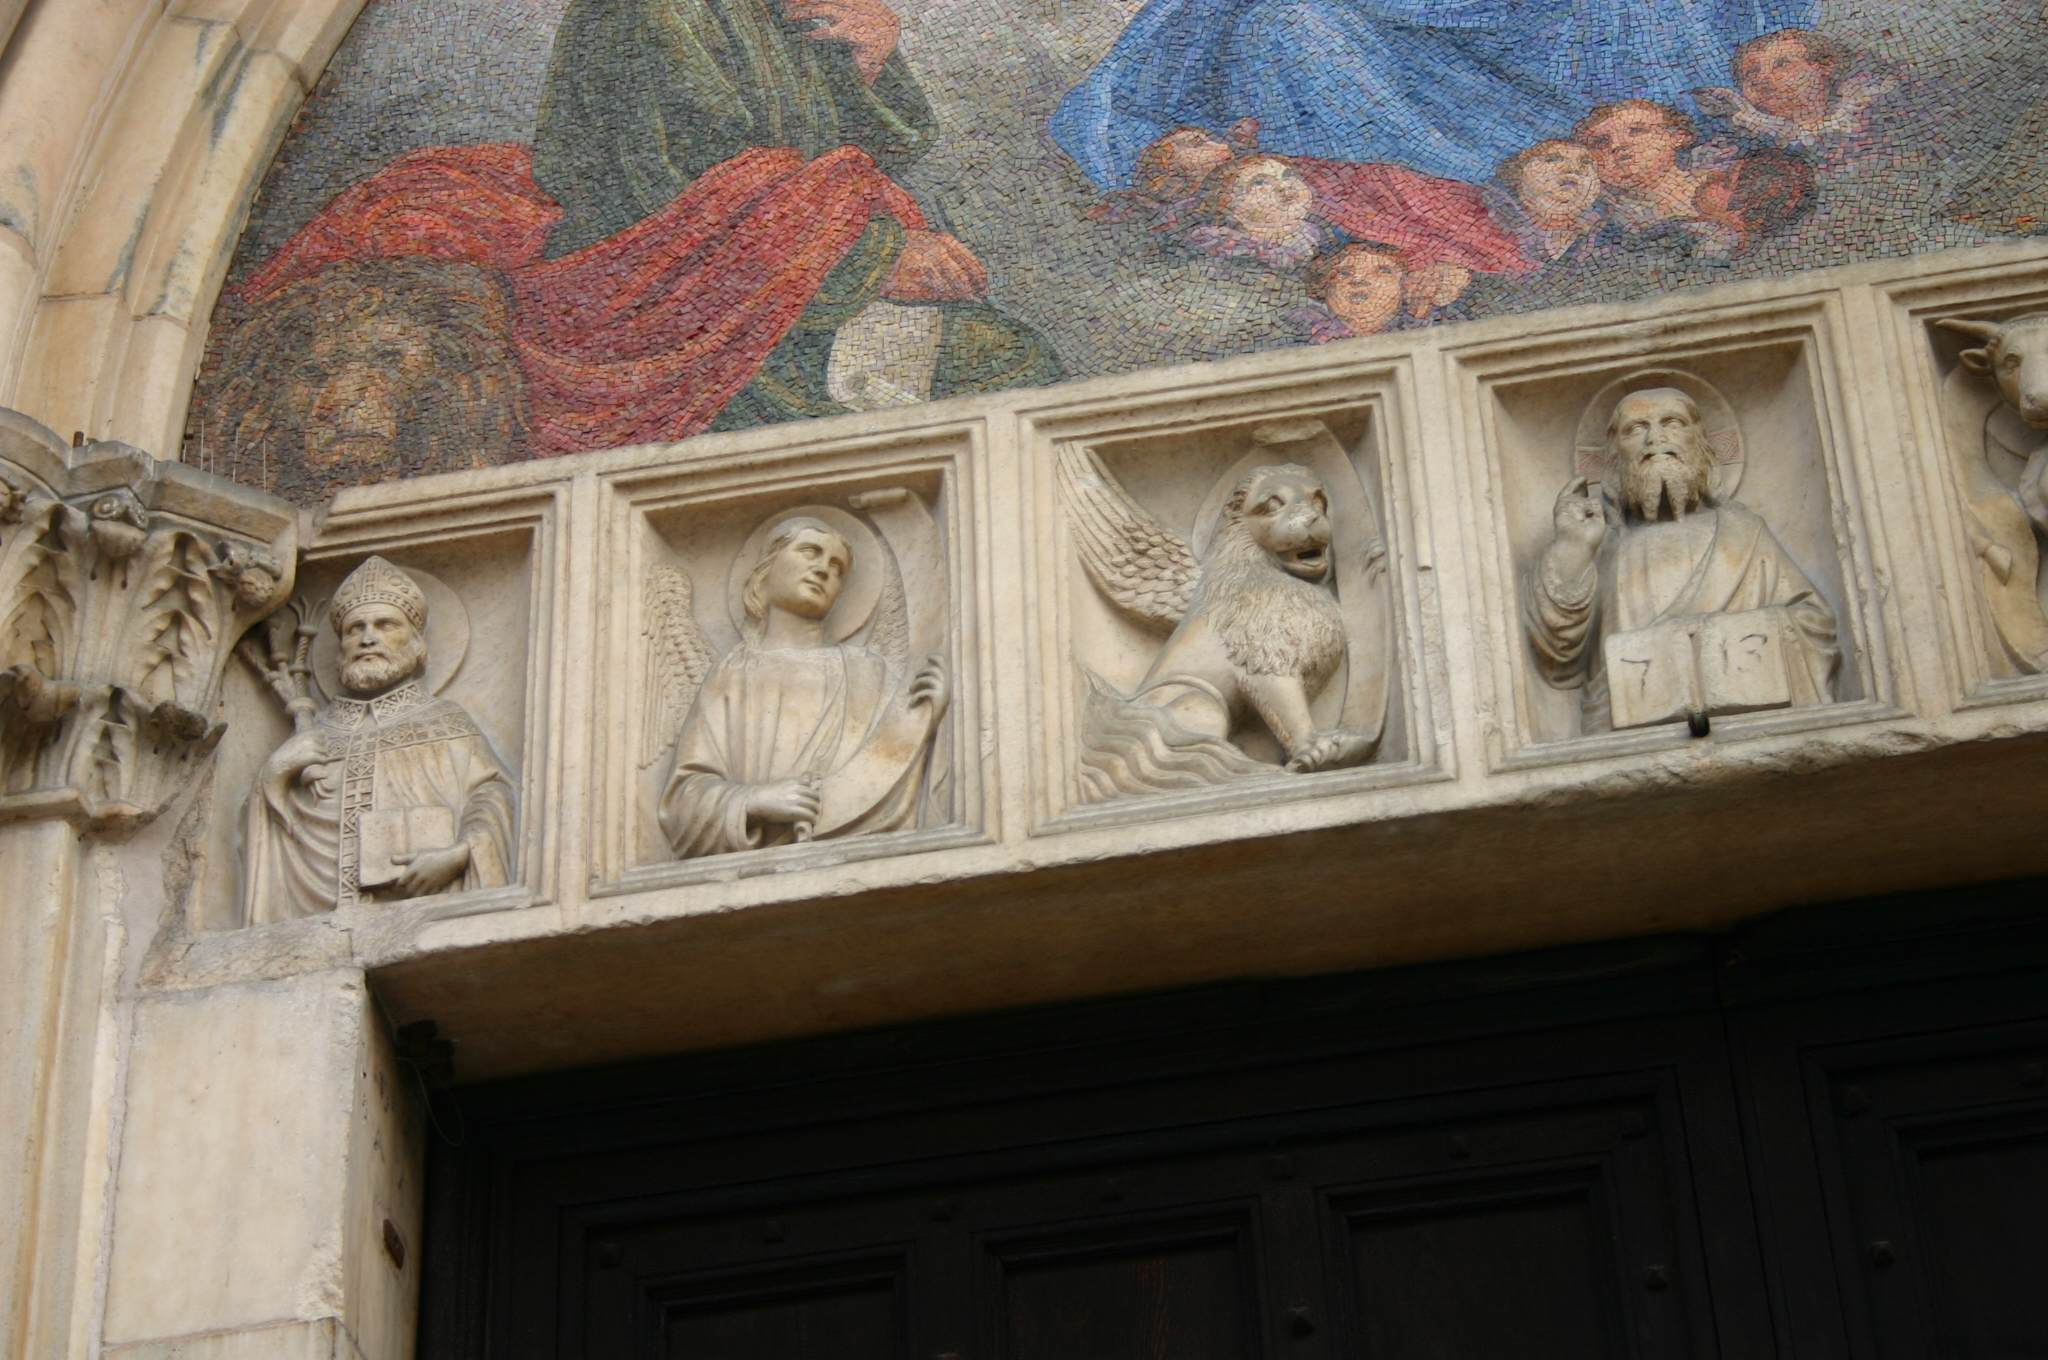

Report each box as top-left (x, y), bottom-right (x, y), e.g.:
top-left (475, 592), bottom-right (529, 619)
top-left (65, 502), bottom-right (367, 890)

top-left (235, 143), bottom-right (926, 454)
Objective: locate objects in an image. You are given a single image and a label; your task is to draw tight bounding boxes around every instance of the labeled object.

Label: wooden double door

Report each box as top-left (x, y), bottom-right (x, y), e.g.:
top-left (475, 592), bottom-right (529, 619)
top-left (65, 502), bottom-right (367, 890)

top-left (421, 884), bottom-right (2048, 1357)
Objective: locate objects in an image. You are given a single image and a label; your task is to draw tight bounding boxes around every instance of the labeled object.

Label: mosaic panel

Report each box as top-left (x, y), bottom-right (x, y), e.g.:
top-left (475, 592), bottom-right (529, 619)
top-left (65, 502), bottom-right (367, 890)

top-left (189, 0), bottom-right (2048, 501)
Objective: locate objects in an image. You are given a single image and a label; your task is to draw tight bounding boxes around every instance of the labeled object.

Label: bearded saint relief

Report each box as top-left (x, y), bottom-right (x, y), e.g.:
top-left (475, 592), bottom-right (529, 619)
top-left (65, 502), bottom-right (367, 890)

top-left (643, 503), bottom-right (951, 860)
top-left (1060, 418), bottom-right (1395, 802)
top-left (239, 557), bottom-right (517, 922)
top-left (1523, 378), bottom-right (1840, 736)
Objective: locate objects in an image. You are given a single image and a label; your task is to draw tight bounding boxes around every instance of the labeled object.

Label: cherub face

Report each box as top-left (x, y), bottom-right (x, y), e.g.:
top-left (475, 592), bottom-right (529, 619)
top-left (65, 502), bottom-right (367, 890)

top-left (1319, 249), bottom-right (1405, 337)
top-left (761, 525), bottom-right (851, 621)
top-left (1577, 106), bottom-right (1690, 190)
top-left (1237, 467), bottom-right (1332, 580)
top-left (1222, 157), bottom-right (1312, 236)
top-left (1513, 142), bottom-right (1598, 224)
top-left (1738, 35), bottom-right (1831, 125)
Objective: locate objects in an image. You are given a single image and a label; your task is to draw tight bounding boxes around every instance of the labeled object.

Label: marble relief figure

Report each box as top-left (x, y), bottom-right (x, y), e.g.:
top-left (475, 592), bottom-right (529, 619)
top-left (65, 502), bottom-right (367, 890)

top-left (648, 509), bottom-right (949, 859)
top-left (1062, 419), bottom-right (1393, 800)
top-left (1933, 314), bottom-right (2048, 675)
top-left (240, 557), bottom-right (516, 920)
top-left (1524, 383), bottom-right (1839, 735)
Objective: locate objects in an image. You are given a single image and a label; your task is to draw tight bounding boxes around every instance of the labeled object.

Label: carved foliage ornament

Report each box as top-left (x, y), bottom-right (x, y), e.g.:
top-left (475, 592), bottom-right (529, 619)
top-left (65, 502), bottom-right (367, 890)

top-left (0, 416), bottom-right (295, 828)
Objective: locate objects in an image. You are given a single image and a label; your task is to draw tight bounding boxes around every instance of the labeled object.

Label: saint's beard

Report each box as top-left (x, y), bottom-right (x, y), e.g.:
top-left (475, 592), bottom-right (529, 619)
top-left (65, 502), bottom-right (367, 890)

top-left (1619, 439), bottom-right (1715, 522)
top-left (342, 641), bottom-right (425, 695)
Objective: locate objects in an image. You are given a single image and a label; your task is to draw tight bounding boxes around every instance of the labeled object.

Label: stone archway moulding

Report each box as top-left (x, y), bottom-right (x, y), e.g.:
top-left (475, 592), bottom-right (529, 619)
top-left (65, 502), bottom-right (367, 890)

top-left (0, 0), bottom-right (369, 461)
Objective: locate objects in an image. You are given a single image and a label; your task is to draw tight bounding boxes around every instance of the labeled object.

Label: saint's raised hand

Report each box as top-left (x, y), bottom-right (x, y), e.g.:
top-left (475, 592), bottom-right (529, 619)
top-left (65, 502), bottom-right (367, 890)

top-left (909, 656), bottom-right (950, 718)
top-left (782, 0), bottom-right (899, 82)
top-left (882, 230), bottom-right (988, 303)
top-left (1553, 475), bottom-right (1608, 551)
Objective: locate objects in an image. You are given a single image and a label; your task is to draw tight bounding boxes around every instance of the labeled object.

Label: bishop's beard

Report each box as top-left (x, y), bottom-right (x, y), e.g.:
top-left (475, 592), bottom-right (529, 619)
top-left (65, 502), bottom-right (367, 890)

top-left (1618, 439), bottom-right (1715, 522)
top-left (341, 639), bottom-right (425, 695)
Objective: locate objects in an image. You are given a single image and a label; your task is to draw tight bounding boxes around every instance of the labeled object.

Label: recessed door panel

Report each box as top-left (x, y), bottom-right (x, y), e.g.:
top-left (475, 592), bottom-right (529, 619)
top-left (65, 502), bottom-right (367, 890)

top-left (992, 1223), bottom-right (1259, 1360)
top-left (1342, 1177), bottom-right (1623, 1358)
top-left (654, 1262), bottom-right (904, 1359)
top-left (1810, 1023), bottom-right (2048, 1358)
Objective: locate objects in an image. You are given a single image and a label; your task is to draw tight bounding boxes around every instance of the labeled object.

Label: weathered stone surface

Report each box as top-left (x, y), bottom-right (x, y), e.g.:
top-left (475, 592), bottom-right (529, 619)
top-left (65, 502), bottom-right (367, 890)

top-left (101, 970), bottom-right (419, 1359)
top-left (104, 1317), bottom-right (365, 1360)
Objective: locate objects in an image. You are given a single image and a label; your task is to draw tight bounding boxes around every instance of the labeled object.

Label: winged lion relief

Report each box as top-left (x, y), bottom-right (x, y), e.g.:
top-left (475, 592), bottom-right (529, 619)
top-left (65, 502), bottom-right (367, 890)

top-left (1059, 418), bottom-right (1396, 803)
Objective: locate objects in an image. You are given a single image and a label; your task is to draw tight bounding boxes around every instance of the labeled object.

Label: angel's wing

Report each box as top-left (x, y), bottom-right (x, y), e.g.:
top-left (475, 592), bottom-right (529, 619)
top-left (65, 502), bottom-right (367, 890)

top-left (867, 541), bottom-right (912, 671)
top-left (641, 563), bottom-right (715, 769)
top-left (1056, 443), bottom-right (1198, 633)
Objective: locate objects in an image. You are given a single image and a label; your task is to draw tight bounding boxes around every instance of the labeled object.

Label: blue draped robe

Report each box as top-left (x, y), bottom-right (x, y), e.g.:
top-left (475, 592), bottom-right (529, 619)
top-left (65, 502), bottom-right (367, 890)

top-left (1052, 0), bottom-right (1819, 187)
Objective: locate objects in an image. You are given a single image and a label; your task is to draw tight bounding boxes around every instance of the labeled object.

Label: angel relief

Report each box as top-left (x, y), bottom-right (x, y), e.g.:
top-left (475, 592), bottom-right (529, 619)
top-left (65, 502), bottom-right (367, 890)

top-left (643, 500), bottom-right (952, 860)
top-left (1060, 418), bottom-right (1396, 802)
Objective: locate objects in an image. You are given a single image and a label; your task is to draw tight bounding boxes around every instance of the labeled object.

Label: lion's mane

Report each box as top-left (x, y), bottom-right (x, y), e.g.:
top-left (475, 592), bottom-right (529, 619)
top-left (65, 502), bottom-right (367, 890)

top-left (1193, 487), bottom-right (1346, 685)
top-left (195, 258), bottom-right (529, 502)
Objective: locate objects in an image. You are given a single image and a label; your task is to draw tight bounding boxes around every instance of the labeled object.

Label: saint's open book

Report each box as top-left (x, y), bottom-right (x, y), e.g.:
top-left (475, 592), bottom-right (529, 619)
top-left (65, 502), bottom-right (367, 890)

top-left (1602, 606), bottom-right (1798, 731)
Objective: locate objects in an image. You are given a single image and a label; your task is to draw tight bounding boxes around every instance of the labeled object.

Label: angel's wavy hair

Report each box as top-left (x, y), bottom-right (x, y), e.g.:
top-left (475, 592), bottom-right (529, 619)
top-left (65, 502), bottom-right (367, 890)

top-left (741, 517), bottom-right (851, 634)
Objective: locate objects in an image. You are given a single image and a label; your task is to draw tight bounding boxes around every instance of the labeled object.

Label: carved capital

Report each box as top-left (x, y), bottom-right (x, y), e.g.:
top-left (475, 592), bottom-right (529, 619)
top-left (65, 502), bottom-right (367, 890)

top-left (0, 410), bottom-right (297, 831)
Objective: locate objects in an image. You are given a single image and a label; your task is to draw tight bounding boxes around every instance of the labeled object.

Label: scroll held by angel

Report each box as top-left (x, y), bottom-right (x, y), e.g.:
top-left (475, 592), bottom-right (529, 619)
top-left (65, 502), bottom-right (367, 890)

top-left (1060, 420), bottom-right (1394, 802)
top-left (648, 511), bottom-right (950, 860)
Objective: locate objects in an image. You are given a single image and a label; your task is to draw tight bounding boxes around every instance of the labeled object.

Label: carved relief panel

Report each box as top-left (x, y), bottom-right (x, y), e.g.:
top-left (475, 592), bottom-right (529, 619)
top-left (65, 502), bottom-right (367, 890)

top-left (1451, 301), bottom-right (1896, 761)
top-left (1024, 370), bottom-right (1443, 829)
top-left (235, 556), bottom-right (519, 922)
top-left (1886, 275), bottom-right (2048, 703)
top-left (596, 430), bottom-right (986, 887)
top-left (1928, 312), bottom-right (2048, 680)
top-left (192, 511), bottom-right (552, 932)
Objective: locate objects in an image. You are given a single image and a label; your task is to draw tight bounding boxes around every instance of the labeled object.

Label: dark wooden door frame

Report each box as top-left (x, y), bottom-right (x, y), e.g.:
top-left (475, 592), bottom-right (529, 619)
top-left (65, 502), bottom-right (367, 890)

top-left (417, 880), bottom-right (2048, 1358)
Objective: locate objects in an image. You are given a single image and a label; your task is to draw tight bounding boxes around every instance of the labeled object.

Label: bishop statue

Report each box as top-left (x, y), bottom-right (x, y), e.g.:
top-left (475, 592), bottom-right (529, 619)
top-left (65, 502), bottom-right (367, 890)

top-left (242, 557), bottom-right (516, 920)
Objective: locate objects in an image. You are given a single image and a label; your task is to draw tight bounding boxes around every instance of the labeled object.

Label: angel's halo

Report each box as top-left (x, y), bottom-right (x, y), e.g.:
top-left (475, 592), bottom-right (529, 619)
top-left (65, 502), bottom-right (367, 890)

top-left (1573, 368), bottom-right (1745, 501)
top-left (727, 504), bottom-right (884, 643)
top-left (309, 566), bottom-right (471, 701)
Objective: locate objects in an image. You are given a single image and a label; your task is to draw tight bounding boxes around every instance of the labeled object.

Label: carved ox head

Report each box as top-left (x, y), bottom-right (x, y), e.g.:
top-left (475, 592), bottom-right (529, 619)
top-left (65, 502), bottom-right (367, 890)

top-left (1939, 313), bottom-right (2048, 429)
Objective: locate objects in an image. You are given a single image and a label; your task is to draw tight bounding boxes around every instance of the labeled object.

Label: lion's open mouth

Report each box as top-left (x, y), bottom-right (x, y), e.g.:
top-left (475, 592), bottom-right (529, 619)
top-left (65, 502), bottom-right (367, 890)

top-left (1281, 545), bottom-right (1329, 578)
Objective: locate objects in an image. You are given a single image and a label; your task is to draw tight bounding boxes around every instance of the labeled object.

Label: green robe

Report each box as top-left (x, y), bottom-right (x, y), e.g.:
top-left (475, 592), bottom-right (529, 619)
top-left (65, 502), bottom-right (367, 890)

top-left (532, 0), bottom-right (1060, 423)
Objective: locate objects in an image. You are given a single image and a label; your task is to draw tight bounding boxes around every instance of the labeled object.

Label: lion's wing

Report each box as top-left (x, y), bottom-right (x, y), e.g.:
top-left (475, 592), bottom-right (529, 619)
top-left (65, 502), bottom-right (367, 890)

top-left (1056, 444), bottom-right (1197, 633)
top-left (641, 563), bottom-right (715, 769)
